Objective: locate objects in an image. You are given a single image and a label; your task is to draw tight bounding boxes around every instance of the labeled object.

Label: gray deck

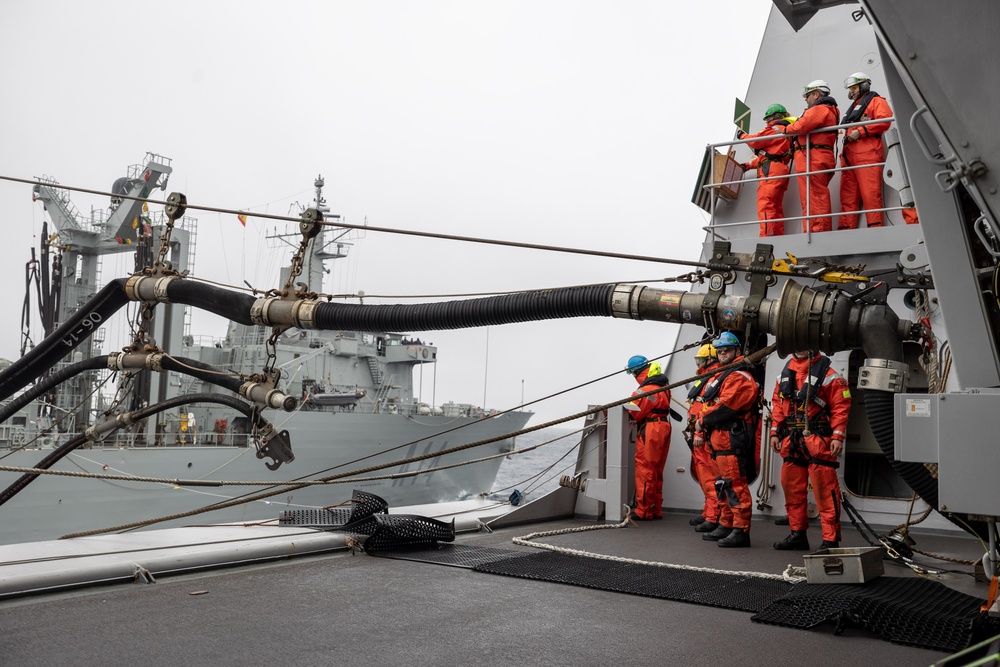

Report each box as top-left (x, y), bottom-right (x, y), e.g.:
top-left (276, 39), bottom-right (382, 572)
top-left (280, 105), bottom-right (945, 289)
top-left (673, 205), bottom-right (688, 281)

top-left (0, 507), bottom-right (990, 667)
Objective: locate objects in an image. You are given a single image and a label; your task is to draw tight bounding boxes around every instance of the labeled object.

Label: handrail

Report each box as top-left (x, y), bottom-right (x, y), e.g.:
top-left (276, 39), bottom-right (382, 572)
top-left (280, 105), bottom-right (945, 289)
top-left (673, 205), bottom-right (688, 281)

top-left (703, 115), bottom-right (912, 236)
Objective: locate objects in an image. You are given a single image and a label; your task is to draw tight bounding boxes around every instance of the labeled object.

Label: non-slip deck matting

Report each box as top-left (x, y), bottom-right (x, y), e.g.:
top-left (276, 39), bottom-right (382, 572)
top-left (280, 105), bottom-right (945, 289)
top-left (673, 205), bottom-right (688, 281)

top-left (376, 544), bottom-right (1000, 652)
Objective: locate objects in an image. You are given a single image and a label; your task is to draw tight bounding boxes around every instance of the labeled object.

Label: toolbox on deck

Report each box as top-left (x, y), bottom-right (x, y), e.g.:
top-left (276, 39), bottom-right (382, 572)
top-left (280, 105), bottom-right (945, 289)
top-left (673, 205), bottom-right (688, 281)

top-left (804, 546), bottom-right (884, 584)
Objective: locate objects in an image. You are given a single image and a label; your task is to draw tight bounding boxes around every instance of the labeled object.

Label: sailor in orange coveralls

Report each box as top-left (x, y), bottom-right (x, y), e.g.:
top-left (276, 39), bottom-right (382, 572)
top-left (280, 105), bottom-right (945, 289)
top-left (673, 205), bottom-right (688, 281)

top-left (625, 355), bottom-right (672, 521)
top-left (692, 332), bottom-right (759, 548)
top-left (684, 344), bottom-right (721, 530)
top-left (769, 350), bottom-right (852, 550)
top-left (774, 80), bottom-right (840, 232)
top-left (737, 103), bottom-right (793, 237)
top-left (838, 72), bottom-right (894, 229)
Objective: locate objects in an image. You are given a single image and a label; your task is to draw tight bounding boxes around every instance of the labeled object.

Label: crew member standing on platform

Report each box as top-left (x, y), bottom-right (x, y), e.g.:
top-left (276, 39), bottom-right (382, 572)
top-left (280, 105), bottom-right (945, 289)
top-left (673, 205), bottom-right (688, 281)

top-left (625, 355), bottom-right (673, 521)
top-left (692, 332), bottom-right (759, 548)
top-left (770, 350), bottom-right (852, 550)
top-left (775, 80), bottom-right (840, 233)
top-left (838, 72), bottom-right (893, 229)
top-left (685, 344), bottom-right (721, 530)
top-left (738, 103), bottom-right (794, 237)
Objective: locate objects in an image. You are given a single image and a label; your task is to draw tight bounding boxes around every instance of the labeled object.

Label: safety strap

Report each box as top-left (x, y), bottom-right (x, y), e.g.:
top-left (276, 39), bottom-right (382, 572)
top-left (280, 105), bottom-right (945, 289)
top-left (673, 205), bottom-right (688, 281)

top-left (793, 143), bottom-right (834, 152)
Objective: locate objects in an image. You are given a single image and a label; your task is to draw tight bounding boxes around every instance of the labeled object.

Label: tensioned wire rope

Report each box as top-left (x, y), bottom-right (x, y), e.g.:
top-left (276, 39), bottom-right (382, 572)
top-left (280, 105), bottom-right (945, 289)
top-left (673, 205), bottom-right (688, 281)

top-left (0, 174), bottom-right (770, 275)
top-left (2, 173), bottom-right (743, 529)
top-left (60, 345), bottom-right (773, 539)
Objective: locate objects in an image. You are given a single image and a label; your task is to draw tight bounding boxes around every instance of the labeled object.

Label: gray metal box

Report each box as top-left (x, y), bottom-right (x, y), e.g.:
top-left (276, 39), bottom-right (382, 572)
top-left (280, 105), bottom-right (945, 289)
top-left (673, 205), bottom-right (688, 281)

top-left (894, 393), bottom-right (939, 462)
top-left (804, 547), bottom-right (884, 584)
top-left (936, 392), bottom-right (1000, 515)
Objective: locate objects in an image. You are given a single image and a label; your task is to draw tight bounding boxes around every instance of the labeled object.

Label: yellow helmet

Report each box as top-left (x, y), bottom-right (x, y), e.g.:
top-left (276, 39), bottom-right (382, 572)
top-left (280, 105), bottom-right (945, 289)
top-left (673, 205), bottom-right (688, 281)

top-left (695, 344), bottom-right (717, 359)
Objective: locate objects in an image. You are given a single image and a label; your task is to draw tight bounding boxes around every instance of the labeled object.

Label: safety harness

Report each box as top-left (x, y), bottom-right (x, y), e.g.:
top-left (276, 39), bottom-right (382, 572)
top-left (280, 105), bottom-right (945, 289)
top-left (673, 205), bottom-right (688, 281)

top-left (699, 367), bottom-right (761, 479)
top-left (776, 355), bottom-right (839, 469)
top-left (791, 97), bottom-right (839, 153)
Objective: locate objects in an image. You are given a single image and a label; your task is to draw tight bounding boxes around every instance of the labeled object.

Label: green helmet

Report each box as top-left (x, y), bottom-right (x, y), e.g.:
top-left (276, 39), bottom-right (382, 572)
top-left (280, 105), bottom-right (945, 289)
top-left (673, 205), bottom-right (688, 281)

top-left (764, 103), bottom-right (788, 118)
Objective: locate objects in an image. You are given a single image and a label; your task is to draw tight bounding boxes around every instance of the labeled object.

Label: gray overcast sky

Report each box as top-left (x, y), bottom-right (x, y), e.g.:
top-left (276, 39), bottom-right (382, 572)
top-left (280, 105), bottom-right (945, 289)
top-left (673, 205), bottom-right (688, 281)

top-left (0, 1), bottom-right (771, 425)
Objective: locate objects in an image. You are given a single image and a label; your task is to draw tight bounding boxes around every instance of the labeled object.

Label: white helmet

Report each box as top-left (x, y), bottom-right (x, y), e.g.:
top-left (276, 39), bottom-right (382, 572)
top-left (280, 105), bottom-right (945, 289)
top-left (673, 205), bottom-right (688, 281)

top-left (802, 79), bottom-right (831, 97)
top-left (843, 72), bottom-right (871, 88)
top-left (843, 72), bottom-right (872, 100)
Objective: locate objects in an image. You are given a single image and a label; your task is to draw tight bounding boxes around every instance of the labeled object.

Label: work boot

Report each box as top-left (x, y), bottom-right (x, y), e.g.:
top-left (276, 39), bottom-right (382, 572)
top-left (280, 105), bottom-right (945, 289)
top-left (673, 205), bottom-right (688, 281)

top-left (717, 528), bottom-right (751, 548)
top-left (774, 515), bottom-right (790, 526)
top-left (820, 540), bottom-right (840, 549)
top-left (773, 530), bottom-right (810, 551)
top-left (689, 515), bottom-right (706, 526)
top-left (694, 521), bottom-right (719, 533)
top-left (702, 524), bottom-right (732, 541)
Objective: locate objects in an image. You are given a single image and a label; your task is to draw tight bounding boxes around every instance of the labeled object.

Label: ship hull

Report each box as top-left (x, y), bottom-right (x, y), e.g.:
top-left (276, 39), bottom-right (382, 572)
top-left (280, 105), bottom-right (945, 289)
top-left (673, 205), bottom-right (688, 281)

top-left (0, 410), bottom-right (530, 545)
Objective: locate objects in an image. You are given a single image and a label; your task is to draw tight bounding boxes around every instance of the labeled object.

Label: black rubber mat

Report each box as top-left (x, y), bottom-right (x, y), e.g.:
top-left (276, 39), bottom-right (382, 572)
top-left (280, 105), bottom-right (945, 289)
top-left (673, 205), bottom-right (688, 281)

top-left (473, 551), bottom-right (792, 613)
top-left (278, 490), bottom-right (388, 529)
top-left (373, 543), bottom-right (530, 569)
top-left (752, 576), bottom-right (1000, 653)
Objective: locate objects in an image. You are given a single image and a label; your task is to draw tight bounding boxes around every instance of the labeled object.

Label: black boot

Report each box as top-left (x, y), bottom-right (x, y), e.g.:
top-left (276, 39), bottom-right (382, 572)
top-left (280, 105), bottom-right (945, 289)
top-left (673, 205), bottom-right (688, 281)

top-left (820, 540), bottom-right (840, 549)
top-left (774, 515), bottom-right (789, 526)
top-left (702, 524), bottom-right (732, 541)
top-left (718, 528), bottom-right (751, 548)
top-left (689, 515), bottom-right (706, 526)
top-left (773, 530), bottom-right (810, 551)
top-left (694, 521), bottom-right (719, 533)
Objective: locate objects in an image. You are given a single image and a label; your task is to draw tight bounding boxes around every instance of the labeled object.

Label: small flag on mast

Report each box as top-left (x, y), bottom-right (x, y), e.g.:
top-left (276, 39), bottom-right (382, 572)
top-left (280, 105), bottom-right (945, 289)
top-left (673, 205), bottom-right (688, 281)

top-left (238, 213), bottom-right (247, 226)
top-left (734, 98), bottom-right (751, 133)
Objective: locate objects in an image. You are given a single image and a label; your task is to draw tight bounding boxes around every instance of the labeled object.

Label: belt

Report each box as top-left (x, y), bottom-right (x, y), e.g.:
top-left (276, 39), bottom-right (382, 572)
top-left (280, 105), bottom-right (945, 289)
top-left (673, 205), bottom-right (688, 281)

top-left (794, 143), bottom-right (834, 152)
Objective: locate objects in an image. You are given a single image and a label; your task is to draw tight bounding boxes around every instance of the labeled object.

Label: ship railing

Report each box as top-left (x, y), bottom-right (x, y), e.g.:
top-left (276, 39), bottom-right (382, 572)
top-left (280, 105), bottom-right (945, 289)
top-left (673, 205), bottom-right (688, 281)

top-left (702, 115), bottom-right (917, 240)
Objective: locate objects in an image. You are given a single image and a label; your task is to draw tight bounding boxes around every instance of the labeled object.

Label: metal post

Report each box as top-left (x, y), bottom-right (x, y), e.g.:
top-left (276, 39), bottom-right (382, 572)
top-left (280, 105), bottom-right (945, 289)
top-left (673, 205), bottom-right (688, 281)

top-left (605, 407), bottom-right (633, 523)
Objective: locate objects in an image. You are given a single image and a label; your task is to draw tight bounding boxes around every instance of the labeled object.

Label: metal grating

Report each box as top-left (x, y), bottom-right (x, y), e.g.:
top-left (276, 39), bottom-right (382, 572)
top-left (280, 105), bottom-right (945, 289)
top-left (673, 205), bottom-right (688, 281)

top-left (752, 576), bottom-right (1000, 653)
top-left (360, 514), bottom-right (456, 554)
top-left (373, 544), bottom-right (528, 569)
top-left (278, 490), bottom-right (388, 529)
top-left (473, 551), bottom-right (792, 613)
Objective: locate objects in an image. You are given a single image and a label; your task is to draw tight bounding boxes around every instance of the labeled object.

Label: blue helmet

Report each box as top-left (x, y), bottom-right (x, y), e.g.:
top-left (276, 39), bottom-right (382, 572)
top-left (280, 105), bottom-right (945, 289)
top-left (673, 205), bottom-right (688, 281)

top-left (625, 355), bottom-right (649, 375)
top-left (712, 332), bottom-right (741, 349)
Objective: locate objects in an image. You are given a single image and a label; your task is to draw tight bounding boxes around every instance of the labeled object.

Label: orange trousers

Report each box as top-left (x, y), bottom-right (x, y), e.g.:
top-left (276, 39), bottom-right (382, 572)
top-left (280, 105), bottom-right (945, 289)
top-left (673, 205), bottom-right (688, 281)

top-left (634, 422), bottom-right (670, 519)
top-left (839, 149), bottom-right (885, 229)
top-left (692, 444), bottom-right (720, 522)
top-left (793, 149), bottom-right (835, 232)
top-left (779, 432), bottom-right (842, 542)
top-left (755, 162), bottom-right (789, 237)
top-left (710, 451), bottom-right (752, 530)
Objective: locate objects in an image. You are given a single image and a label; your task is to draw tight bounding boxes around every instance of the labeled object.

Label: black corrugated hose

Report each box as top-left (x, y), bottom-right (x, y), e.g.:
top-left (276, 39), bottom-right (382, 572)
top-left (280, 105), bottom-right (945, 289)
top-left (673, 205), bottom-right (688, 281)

top-left (312, 284), bottom-right (617, 331)
top-left (0, 393), bottom-right (265, 508)
top-left (0, 279), bottom-right (130, 403)
top-left (0, 355), bottom-right (245, 427)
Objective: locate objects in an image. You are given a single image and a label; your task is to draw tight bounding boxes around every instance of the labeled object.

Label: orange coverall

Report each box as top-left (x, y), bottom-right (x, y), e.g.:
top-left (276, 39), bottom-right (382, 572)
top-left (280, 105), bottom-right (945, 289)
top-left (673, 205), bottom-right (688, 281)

top-left (839, 94), bottom-right (893, 229)
top-left (629, 368), bottom-right (672, 520)
top-left (697, 360), bottom-right (759, 531)
top-left (769, 353), bottom-right (852, 543)
top-left (781, 99), bottom-right (839, 232)
top-left (687, 362), bottom-right (720, 523)
top-left (743, 119), bottom-right (792, 237)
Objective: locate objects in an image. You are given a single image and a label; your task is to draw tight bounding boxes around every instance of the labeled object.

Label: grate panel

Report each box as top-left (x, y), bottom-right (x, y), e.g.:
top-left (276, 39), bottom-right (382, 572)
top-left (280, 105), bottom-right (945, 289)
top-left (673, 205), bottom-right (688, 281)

top-left (473, 551), bottom-right (791, 613)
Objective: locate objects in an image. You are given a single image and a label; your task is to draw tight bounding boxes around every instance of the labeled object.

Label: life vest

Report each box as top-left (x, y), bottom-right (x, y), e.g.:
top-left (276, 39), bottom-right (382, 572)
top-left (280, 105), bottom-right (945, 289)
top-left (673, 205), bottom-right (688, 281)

top-left (778, 355), bottom-right (832, 408)
top-left (638, 374), bottom-right (673, 419)
top-left (841, 91), bottom-right (881, 128)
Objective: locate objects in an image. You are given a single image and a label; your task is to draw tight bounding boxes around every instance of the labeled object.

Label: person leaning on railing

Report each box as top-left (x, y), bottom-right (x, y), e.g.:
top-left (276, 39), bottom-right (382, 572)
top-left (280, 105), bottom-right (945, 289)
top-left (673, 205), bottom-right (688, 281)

top-left (839, 72), bottom-right (919, 228)
top-left (774, 80), bottom-right (840, 233)
top-left (736, 103), bottom-right (794, 237)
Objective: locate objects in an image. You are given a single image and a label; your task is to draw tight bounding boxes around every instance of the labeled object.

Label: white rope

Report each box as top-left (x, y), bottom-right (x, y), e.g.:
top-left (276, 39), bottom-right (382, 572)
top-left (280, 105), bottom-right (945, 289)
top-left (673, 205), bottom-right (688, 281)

top-left (511, 505), bottom-right (788, 582)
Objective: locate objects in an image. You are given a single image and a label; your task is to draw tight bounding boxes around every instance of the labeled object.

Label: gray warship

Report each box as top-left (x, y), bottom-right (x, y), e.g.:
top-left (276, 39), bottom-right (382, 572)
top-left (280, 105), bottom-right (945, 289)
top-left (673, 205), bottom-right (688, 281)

top-left (0, 165), bottom-right (531, 545)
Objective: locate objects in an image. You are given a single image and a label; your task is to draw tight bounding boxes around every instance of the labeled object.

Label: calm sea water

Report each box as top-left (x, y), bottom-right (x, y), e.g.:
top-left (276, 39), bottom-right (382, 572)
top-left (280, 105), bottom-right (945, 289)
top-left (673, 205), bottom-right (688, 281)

top-left (490, 426), bottom-right (581, 502)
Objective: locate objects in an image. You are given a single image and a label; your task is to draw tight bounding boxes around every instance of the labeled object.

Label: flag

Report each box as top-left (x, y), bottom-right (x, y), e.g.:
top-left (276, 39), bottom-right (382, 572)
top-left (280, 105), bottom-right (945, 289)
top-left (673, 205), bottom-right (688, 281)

top-left (734, 98), bottom-right (751, 133)
top-left (142, 202), bottom-right (149, 213)
top-left (238, 214), bottom-right (247, 226)
top-left (691, 146), bottom-right (714, 213)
